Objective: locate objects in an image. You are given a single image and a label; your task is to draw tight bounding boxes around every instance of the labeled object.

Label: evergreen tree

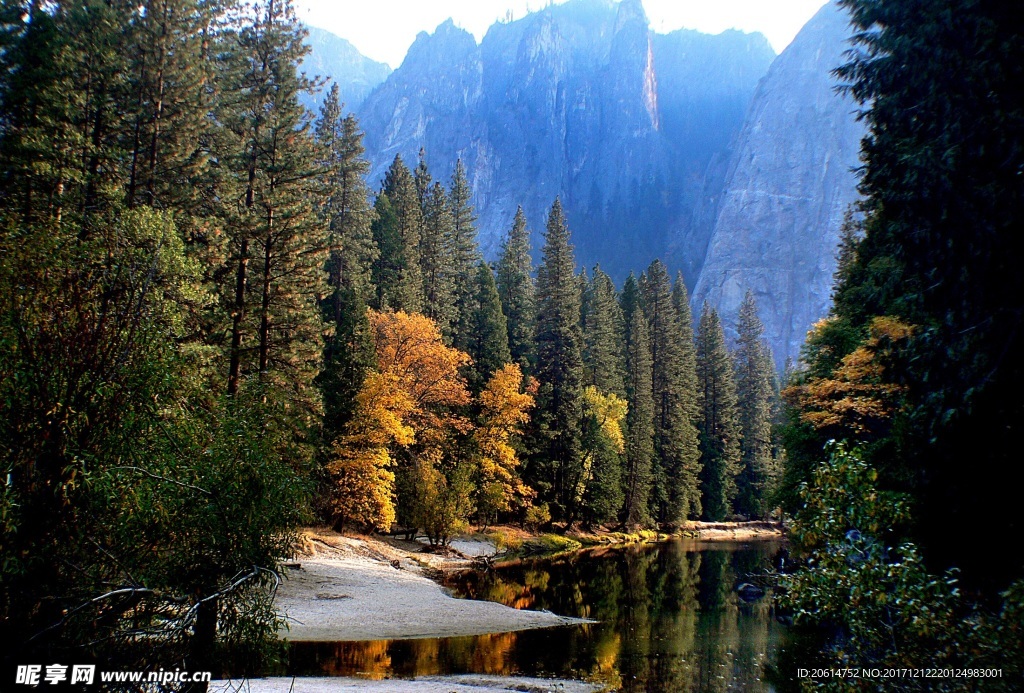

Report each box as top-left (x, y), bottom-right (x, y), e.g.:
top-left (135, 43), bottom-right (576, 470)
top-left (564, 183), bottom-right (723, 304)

top-left (733, 291), bottom-right (777, 518)
top-left (315, 83), bottom-right (378, 438)
top-left (380, 154), bottom-right (423, 311)
top-left (220, 0), bottom-right (327, 414)
top-left (672, 273), bottom-right (702, 520)
top-left (414, 146), bottom-right (432, 210)
top-left (620, 274), bottom-right (655, 527)
top-left (532, 198), bottom-right (584, 517)
top-left (641, 260), bottom-right (696, 526)
top-left (495, 206), bottom-right (536, 373)
top-left (369, 193), bottom-right (401, 310)
top-left (695, 303), bottom-right (742, 521)
top-left (122, 0), bottom-right (222, 215)
top-left (419, 181), bottom-right (456, 333)
top-left (448, 158), bottom-right (483, 352)
top-left (467, 261), bottom-right (511, 389)
top-left (583, 266), bottom-right (626, 397)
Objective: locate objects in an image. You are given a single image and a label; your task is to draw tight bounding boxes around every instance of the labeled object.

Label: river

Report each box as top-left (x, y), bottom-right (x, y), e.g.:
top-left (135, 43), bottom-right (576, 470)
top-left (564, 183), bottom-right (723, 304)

top-left (284, 538), bottom-right (786, 691)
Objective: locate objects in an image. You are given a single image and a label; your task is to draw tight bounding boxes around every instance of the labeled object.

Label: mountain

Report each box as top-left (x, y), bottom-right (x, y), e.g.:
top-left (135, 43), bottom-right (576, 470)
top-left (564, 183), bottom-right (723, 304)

top-left (349, 0), bottom-right (774, 280)
top-left (301, 26), bottom-right (392, 114)
top-left (691, 1), bottom-right (864, 365)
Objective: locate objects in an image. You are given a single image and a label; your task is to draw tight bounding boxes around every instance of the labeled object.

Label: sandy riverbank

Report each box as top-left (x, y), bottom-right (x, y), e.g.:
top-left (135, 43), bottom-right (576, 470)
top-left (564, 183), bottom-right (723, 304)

top-left (211, 675), bottom-right (605, 693)
top-left (686, 521), bottom-right (785, 541)
top-left (275, 531), bottom-right (590, 642)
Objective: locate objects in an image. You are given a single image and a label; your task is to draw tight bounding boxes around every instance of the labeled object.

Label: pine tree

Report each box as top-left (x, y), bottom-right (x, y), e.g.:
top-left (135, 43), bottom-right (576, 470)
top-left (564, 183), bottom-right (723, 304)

top-left (532, 198), bottom-right (584, 517)
top-left (672, 273), bottom-right (703, 520)
top-left (379, 154), bottom-right (423, 311)
top-left (122, 0), bottom-right (222, 216)
top-left (733, 291), bottom-right (777, 518)
top-left (467, 261), bottom-right (511, 389)
top-left (620, 274), bottom-right (654, 527)
top-left (218, 0), bottom-right (327, 419)
top-left (414, 146), bottom-right (432, 210)
top-left (315, 83), bottom-right (378, 438)
top-left (695, 303), bottom-right (742, 521)
top-left (582, 266), bottom-right (626, 397)
top-left (640, 260), bottom-right (695, 526)
top-left (419, 181), bottom-right (456, 333)
top-left (495, 206), bottom-right (536, 373)
top-left (448, 159), bottom-right (483, 352)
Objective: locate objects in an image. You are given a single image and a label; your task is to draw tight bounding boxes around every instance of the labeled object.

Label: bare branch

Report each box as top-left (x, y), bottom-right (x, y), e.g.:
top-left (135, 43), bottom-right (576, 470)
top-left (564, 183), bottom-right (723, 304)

top-left (113, 465), bottom-right (212, 496)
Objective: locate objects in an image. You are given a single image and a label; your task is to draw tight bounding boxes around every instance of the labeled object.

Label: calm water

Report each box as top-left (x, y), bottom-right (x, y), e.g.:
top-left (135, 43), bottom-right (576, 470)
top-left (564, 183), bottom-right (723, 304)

top-left (286, 538), bottom-right (787, 691)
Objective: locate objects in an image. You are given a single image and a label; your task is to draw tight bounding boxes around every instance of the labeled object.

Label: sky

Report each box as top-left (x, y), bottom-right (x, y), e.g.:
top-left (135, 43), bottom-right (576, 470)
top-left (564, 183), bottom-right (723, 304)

top-left (294, 0), bottom-right (832, 69)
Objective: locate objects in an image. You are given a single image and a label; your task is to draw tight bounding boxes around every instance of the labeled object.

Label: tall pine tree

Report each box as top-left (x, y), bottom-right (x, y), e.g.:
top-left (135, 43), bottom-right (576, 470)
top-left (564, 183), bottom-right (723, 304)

top-left (641, 260), bottom-right (696, 526)
top-left (582, 266), bottom-right (626, 397)
top-left (672, 273), bottom-right (703, 520)
top-left (218, 0), bottom-right (327, 422)
top-left (695, 303), bottom-right (741, 521)
top-left (467, 261), bottom-right (511, 390)
top-left (621, 274), bottom-right (654, 528)
top-left (379, 154), bottom-right (422, 311)
top-left (315, 83), bottom-right (378, 438)
top-left (448, 158), bottom-right (482, 352)
top-left (733, 291), bottom-right (777, 518)
top-left (532, 198), bottom-right (584, 517)
top-left (495, 206), bottom-right (536, 373)
top-left (419, 181), bottom-right (456, 333)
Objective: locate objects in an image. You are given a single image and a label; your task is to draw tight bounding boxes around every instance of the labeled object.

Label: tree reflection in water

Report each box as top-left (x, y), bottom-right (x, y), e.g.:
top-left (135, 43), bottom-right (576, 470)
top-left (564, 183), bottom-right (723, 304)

top-left (286, 539), bottom-right (784, 691)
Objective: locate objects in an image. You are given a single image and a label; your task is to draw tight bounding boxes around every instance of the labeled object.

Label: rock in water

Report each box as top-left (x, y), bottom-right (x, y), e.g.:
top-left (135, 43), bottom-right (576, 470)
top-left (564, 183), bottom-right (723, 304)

top-left (692, 2), bottom-right (865, 366)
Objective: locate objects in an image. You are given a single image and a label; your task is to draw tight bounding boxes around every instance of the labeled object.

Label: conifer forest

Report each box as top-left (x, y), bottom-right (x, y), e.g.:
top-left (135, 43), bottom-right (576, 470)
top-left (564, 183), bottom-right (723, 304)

top-left (1, 0), bottom-right (1022, 691)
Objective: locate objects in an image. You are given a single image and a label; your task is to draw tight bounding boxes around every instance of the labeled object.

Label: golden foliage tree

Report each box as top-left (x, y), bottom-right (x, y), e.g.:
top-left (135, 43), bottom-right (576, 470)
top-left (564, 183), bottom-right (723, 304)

top-left (329, 309), bottom-right (476, 533)
top-left (475, 364), bottom-right (536, 522)
top-left (574, 386), bottom-right (628, 511)
top-left (785, 316), bottom-right (912, 437)
top-left (327, 372), bottom-right (415, 530)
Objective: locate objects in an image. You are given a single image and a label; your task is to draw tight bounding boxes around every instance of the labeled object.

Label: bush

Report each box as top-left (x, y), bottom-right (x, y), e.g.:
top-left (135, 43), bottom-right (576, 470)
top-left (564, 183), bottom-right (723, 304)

top-left (524, 502), bottom-right (551, 530)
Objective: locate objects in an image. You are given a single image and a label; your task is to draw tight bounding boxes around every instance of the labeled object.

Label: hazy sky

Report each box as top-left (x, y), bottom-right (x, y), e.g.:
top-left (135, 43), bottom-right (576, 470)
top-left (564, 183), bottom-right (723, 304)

top-left (294, 0), bottom-right (831, 69)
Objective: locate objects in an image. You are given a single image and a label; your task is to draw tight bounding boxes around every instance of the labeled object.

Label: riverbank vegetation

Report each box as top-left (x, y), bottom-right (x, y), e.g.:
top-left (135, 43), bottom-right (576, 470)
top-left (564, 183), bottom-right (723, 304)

top-left (776, 0), bottom-right (1024, 687)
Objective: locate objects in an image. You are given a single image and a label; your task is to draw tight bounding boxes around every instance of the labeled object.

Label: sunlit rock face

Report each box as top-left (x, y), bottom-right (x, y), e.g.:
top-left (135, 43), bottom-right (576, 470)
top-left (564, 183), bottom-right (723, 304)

top-left (349, 0), bottom-right (774, 281)
top-left (692, 2), bottom-right (865, 366)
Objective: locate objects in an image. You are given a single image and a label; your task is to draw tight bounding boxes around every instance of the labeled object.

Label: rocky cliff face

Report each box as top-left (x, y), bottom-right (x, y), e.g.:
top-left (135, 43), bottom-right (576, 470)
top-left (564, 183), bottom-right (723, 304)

top-left (301, 26), bottom-right (392, 114)
top-left (350, 0), bottom-right (774, 280)
top-left (691, 2), bottom-right (864, 366)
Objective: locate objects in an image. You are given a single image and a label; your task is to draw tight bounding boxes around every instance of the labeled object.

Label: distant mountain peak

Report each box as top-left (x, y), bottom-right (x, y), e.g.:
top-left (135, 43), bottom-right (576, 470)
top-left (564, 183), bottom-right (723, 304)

top-left (300, 25), bottom-right (391, 114)
top-left (615, 0), bottom-right (649, 31)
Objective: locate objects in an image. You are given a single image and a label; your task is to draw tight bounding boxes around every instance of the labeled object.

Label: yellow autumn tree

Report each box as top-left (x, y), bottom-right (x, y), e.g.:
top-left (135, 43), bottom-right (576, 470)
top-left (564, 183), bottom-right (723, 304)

top-left (475, 364), bottom-right (536, 524)
top-left (574, 386), bottom-right (627, 509)
top-left (330, 309), bottom-right (477, 535)
top-left (327, 372), bottom-right (415, 530)
top-left (785, 316), bottom-right (912, 437)
top-left (370, 309), bottom-right (472, 441)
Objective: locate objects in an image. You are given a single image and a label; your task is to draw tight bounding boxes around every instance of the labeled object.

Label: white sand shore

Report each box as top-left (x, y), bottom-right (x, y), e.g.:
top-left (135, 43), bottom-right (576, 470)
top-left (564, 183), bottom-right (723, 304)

top-left (276, 531), bottom-right (590, 641)
top-left (211, 675), bottom-right (605, 692)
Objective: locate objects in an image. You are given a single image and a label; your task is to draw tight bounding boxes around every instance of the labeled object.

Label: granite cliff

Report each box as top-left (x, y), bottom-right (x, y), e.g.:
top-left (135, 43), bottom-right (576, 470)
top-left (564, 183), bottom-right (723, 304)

top-left (352, 0), bottom-right (774, 280)
top-left (304, 0), bottom-right (863, 364)
top-left (692, 1), bottom-right (864, 365)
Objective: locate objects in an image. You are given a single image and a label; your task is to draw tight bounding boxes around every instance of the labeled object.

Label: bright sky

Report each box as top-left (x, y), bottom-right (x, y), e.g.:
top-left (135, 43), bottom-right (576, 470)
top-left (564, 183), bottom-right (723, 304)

top-left (294, 0), bottom-right (831, 69)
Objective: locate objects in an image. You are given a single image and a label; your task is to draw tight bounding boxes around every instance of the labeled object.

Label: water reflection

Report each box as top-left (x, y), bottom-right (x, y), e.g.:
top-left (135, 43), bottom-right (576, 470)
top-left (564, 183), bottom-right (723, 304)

top-left (287, 539), bottom-right (784, 691)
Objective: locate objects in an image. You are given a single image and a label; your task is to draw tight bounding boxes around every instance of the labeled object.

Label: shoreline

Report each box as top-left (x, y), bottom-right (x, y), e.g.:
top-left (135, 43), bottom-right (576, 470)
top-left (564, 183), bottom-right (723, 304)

top-left (275, 530), bottom-right (591, 642)
top-left (275, 522), bottom-right (784, 642)
top-left (211, 675), bottom-right (605, 693)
